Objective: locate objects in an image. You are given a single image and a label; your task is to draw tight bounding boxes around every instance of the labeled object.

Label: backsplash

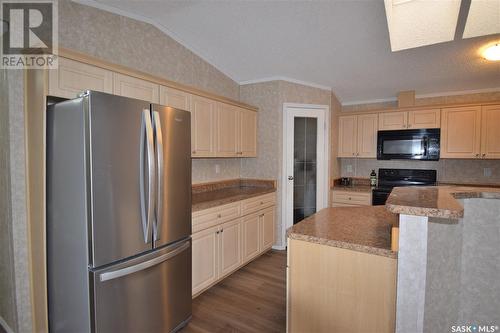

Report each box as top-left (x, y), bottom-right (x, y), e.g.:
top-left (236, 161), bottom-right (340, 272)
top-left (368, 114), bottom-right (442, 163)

top-left (192, 159), bottom-right (241, 184)
top-left (340, 158), bottom-right (500, 185)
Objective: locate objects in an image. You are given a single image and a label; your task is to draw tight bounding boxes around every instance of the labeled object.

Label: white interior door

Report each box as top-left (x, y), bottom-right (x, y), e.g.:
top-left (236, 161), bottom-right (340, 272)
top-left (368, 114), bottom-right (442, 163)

top-left (283, 104), bottom-right (328, 236)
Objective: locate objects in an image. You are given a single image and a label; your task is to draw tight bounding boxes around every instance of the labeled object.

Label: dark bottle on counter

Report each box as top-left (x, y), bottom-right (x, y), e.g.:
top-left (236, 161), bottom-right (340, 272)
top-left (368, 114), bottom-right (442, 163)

top-left (370, 169), bottom-right (377, 187)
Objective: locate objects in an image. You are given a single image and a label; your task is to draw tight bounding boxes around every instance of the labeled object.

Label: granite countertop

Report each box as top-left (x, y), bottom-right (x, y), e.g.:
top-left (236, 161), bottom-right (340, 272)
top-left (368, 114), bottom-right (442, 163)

top-left (331, 184), bottom-right (374, 193)
top-left (386, 186), bottom-right (500, 219)
top-left (287, 206), bottom-right (398, 258)
top-left (192, 178), bottom-right (276, 212)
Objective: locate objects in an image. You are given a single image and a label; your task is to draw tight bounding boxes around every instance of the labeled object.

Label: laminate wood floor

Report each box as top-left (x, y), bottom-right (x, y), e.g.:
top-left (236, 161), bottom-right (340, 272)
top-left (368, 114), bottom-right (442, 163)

top-left (181, 250), bottom-right (287, 333)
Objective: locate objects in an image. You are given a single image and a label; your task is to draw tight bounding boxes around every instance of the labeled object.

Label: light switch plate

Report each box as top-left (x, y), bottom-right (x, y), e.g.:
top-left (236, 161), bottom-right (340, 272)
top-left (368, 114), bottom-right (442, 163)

top-left (215, 164), bottom-right (220, 174)
top-left (346, 165), bottom-right (353, 173)
top-left (484, 168), bottom-right (492, 177)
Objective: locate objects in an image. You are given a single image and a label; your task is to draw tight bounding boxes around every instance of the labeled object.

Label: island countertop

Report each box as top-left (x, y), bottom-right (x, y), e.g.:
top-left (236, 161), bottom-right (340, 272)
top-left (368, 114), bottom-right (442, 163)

top-left (287, 206), bottom-right (398, 258)
top-left (386, 186), bottom-right (500, 219)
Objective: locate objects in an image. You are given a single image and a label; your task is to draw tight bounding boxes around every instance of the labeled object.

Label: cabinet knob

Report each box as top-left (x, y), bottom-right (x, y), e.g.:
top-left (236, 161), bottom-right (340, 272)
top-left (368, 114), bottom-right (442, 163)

top-left (260, 201), bottom-right (264, 205)
top-left (482, 153), bottom-right (486, 158)
top-left (216, 231), bottom-right (219, 234)
top-left (192, 150), bottom-right (196, 154)
top-left (407, 124), bottom-right (411, 128)
top-left (476, 154), bottom-right (480, 157)
top-left (217, 214), bottom-right (222, 218)
top-left (221, 229), bottom-right (224, 233)
top-left (348, 197), bottom-right (352, 200)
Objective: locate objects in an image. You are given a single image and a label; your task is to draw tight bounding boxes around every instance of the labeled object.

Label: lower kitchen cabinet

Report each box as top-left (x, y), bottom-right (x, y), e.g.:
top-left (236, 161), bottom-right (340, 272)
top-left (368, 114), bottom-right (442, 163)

top-left (242, 213), bottom-right (261, 263)
top-left (191, 193), bottom-right (276, 297)
top-left (219, 219), bottom-right (242, 278)
top-left (192, 225), bottom-right (219, 296)
top-left (260, 207), bottom-right (275, 251)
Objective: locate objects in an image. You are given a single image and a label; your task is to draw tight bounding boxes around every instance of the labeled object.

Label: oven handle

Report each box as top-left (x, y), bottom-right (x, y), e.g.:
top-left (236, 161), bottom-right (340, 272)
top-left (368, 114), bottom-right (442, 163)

top-left (423, 137), bottom-right (428, 157)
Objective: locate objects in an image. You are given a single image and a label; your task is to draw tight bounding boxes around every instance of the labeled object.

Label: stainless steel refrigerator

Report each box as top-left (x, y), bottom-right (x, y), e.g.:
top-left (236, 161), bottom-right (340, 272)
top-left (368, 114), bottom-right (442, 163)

top-left (46, 91), bottom-right (192, 332)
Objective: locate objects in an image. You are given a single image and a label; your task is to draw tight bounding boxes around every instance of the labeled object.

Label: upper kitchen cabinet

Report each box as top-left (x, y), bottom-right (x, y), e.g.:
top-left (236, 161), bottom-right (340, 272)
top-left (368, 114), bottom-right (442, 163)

top-left (48, 57), bottom-right (113, 99)
top-left (379, 109), bottom-right (440, 130)
top-left (480, 105), bottom-right (500, 159)
top-left (378, 111), bottom-right (407, 130)
top-left (356, 114), bottom-right (378, 158)
top-left (113, 73), bottom-right (160, 103)
top-left (338, 115), bottom-right (358, 157)
top-left (208, 102), bottom-right (258, 158)
top-left (216, 103), bottom-right (239, 157)
top-left (441, 106), bottom-right (481, 159)
top-left (407, 109), bottom-right (440, 129)
top-left (191, 95), bottom-right (217, 157)
top-left (239, 108), bottom-right (257, 157)
top-left (160, 86), bottom-right (191, 111)
top-left (338, 114), bottom-right (377, 158)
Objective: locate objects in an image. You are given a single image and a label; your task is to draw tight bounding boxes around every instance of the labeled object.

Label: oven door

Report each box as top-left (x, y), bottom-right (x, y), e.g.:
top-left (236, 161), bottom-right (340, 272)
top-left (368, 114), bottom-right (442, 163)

top-left (377, 129), bottom-right (439, 160)
top-left (372, 189), bottom-right (391, 206)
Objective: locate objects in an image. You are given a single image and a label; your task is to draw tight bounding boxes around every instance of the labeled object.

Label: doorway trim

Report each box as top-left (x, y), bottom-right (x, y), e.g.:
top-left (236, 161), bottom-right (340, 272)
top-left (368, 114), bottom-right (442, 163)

top-left (281, 103), bottom-right (330, 248)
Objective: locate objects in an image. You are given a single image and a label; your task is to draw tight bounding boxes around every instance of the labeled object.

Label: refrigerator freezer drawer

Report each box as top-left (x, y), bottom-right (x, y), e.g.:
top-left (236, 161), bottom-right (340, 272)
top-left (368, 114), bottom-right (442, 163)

top-left (92, 239), bottom-right (192, 332)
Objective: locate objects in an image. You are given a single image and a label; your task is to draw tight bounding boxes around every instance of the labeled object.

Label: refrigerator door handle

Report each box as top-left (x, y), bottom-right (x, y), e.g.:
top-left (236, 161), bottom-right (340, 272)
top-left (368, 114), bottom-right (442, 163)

top-left (153, 111), bottom-right (164, 241)
top-left (99, 240), bottom-right (190, 282)
top-left (140, 109), bottom-right (155, 243)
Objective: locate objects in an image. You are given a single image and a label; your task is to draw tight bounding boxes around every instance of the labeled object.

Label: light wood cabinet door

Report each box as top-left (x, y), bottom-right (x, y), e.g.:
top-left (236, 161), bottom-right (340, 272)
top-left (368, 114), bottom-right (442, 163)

top-left (159, 86), bottom-right (191, 111)
top-left (48, 57), bottom-right (113, 99)
top-left (441, 106), bottom-right (481, 159)
top-left (239, 108), bottom-right (258, 157)
top-left (260, 207), bottom-right (275, 251)
top-left (408, 109), bottom-right (440, 129)
top-left (242, 213), bottom-right (260, 263)
top-left (356, 114), bottom-right (378, 158)
top-left (378, 112), bottom-right (407, 130)
top-left (338, 115), bottom-right (358, 157)
top-left (191, 95), bottom-right (217, 157)
top-left (216, 103), bottom-right (239, 157)
top-left (218, 220), bottom-right (242, 278)
top-left (192, 226), bottom-right (219, 296)
top-left (480, 105), bottom-right (500, 159)
top-left (113, 73), bottom-right (159, 103)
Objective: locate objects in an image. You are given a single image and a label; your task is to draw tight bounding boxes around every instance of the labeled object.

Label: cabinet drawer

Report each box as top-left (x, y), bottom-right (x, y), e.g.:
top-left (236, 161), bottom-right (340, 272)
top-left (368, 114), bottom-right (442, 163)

top-left (241, 193), bottom-right (276, 216)
top-left (192, 202), bottom-right (241, 233)
top-left (332, 191), bottom-right (371, 206)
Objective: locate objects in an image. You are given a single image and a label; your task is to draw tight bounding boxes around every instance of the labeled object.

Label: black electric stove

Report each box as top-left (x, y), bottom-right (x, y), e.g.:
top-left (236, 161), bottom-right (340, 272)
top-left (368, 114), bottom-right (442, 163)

top-left (372, 168), bottom-right (437, 205)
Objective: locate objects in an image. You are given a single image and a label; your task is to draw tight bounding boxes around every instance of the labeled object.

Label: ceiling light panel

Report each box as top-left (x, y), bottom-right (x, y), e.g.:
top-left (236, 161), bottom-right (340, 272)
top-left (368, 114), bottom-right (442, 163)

top-left (384, 0), bottom-right (461, 51)
top-left (463, 0), bottom-right (500, 39)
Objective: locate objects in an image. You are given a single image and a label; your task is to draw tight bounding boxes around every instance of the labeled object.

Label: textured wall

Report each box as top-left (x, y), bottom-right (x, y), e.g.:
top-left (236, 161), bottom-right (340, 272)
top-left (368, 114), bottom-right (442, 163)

top-left (192, 159), bottom-right (241, 184)
top-left (342, 91), bottom-right (500, 112)
top-left (59, 1), bottom-right (239, 100)
top-left (240, 80), bottom-right (332, 247)
top-left (339, 158), bottom-right (500, 185)
top-left (0, 70), bottom-right (17, 332)
top-left (59, 1), bottom-right (243, 185)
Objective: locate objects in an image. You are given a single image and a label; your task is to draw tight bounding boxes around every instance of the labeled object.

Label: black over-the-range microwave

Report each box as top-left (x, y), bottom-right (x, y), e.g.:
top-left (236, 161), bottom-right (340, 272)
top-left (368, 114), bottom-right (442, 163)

top-left (377, 128), bottom-right (440, 160)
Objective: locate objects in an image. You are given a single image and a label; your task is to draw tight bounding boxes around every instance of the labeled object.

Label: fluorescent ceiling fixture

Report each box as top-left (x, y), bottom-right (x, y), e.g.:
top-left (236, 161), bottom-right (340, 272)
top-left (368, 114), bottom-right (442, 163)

top-left (463, 0), bottom-right (500, 39)
top-left (384, 0), bottom-right (461, 51)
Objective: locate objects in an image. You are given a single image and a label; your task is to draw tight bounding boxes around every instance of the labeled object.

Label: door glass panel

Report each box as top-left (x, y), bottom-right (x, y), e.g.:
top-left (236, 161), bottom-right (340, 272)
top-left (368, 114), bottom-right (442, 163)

top-left (293, 117), bottom-right (317, 224)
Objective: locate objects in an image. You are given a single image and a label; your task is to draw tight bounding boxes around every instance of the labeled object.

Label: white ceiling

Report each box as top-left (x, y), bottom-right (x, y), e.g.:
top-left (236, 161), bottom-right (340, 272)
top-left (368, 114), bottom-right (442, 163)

top-left (81, 0), bottom-right (500, 104)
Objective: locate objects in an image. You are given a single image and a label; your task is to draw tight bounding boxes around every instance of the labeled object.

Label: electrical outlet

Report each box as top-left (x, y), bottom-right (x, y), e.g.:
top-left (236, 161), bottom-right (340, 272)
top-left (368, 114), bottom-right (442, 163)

top-left (346, 165), bottom-right (353, 173)
top-left (215, 164), bottom-right (220, 174)
top-left (484, 168), bottom-right (492, 177)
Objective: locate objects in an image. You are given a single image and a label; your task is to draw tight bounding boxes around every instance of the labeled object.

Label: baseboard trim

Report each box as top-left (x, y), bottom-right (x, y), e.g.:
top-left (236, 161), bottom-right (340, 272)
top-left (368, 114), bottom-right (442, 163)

top-left (0, 317), bottom-right (14, 333)
top-left (272, 244), bottom-right (287, 251)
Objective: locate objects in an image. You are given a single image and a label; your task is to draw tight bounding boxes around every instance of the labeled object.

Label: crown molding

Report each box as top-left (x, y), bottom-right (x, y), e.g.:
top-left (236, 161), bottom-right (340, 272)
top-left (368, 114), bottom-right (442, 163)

top-left (240, 76), bottom-right (332, 92)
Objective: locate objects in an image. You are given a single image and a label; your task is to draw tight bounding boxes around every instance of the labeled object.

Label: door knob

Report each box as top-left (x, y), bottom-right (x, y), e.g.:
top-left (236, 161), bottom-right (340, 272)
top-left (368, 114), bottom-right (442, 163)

top-left (288, 176), bottom-right (294, 180)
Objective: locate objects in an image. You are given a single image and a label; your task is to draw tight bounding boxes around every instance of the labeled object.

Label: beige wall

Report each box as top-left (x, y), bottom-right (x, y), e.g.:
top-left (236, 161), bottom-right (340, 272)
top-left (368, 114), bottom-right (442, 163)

top-left (342, 91), bottom-right (500, 112)
top-left (59, 1), bottom-right (242, 185)
top-left (240, 80), bottom-right (332, 247)
top-left (340, 158), bottom-right (500, 185)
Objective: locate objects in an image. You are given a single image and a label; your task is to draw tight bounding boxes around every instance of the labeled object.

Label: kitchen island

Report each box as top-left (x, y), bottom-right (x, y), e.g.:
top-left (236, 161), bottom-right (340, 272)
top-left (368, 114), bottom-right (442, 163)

top-left (286, 206), bottom-right (398, 333)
